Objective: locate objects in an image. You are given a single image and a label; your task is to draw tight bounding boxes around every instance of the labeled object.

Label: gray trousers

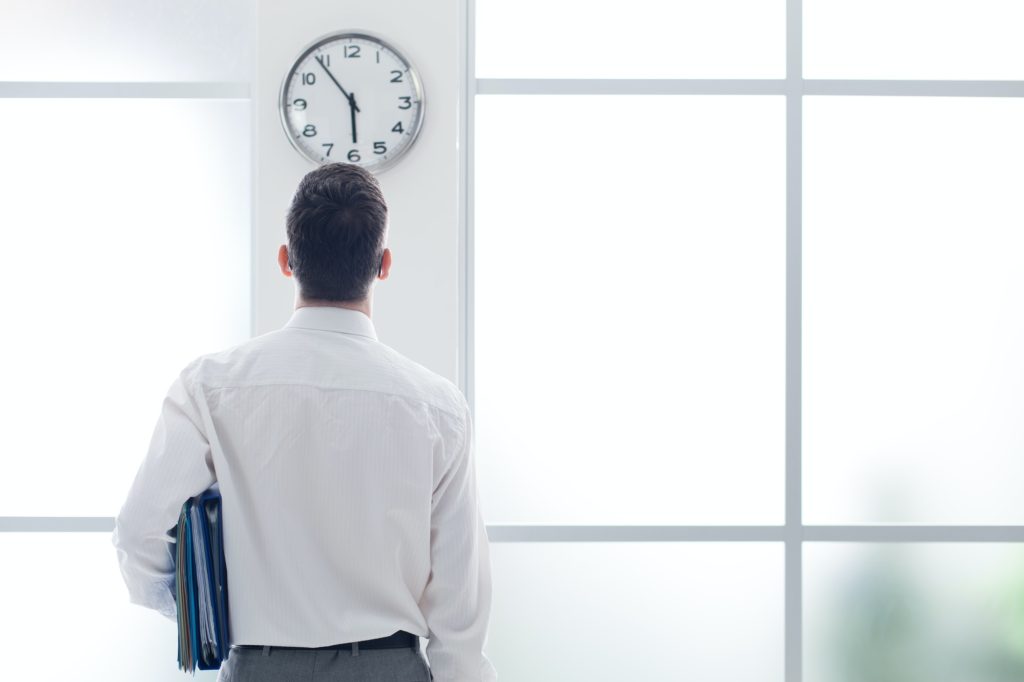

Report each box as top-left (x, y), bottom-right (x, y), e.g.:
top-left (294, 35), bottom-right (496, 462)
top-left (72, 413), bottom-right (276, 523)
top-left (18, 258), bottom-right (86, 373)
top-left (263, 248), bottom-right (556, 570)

top-left (216, 642), bottom-right (434, 682)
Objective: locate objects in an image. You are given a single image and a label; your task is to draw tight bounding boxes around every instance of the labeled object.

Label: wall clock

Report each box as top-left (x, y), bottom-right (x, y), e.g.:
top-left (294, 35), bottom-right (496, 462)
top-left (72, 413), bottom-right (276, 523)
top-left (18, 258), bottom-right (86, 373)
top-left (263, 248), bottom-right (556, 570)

top-left (279, 31), bottom-right (424, 173)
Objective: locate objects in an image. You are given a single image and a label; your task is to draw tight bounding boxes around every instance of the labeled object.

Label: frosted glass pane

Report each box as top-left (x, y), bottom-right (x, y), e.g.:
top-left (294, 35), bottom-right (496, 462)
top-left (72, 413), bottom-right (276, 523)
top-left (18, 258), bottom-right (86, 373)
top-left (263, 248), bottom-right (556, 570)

top-left (0, 0), bottom-right (254, 81)
top-left (805, 0), bottom-right (1024, 79)
top-left (475, 95), bottom-right (786, 524)
top-left (476, 0), bottom-right (785, 78)
top-left (805, 543), bottom-right (1024, 682)
top-left (803, 97), bottom-right (1024, 524)
top-left (0, 100), bottom-right (251, 516)
top-left (487, 542), bottom-right (784, 682)
top-left (0, 533), bottom-right (218, 681)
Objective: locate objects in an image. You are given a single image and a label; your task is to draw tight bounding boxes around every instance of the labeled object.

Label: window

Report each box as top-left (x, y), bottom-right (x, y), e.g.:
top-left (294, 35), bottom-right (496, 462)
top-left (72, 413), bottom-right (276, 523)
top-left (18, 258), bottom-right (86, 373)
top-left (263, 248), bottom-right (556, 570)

top-left (0, 2), bottom-right (254, 678)
top-left (474, 94), bottom-right (786, 526)
top-left (467, 1), bottom-right (1024, 680)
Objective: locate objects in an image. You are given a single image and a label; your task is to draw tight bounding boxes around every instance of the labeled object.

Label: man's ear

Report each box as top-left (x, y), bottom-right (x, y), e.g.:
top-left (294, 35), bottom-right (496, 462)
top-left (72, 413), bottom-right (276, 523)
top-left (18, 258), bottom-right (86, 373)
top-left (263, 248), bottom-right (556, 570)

top-left (378, 247), bottom-right (392, 280)
top-left (278, 244), bottom-right (292, 277)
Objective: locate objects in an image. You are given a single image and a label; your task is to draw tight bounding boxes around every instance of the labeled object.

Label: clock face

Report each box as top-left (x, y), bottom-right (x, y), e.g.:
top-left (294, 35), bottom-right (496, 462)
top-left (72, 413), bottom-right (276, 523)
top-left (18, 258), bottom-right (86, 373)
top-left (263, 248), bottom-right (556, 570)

top-left (279, 32), bottom-right (424, 173)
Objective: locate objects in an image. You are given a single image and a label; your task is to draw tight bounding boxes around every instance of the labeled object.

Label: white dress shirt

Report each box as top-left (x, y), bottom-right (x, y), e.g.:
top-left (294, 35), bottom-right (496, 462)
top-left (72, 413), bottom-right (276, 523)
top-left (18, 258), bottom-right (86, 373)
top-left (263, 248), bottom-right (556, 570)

top-left (112, 305), bottom-right (497, 682)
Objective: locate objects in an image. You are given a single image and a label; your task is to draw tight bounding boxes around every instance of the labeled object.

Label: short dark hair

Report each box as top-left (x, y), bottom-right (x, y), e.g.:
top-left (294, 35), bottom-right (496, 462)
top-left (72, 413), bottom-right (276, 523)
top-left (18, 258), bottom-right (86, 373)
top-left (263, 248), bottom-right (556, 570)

top-left (285, 163), bottom-right (388, 302)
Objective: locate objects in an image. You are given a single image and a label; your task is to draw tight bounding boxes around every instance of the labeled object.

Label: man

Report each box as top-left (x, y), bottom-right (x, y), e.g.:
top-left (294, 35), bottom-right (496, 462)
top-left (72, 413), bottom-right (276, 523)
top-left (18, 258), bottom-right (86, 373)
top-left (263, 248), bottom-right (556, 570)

top-left (112, 162), bottom-right (498, 682)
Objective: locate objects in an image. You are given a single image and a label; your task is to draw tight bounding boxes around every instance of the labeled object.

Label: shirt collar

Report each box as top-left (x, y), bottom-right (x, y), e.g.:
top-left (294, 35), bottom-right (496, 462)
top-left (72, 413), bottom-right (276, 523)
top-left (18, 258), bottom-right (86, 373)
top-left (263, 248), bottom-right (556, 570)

top-left (283, 305), bottom-right (378, 341)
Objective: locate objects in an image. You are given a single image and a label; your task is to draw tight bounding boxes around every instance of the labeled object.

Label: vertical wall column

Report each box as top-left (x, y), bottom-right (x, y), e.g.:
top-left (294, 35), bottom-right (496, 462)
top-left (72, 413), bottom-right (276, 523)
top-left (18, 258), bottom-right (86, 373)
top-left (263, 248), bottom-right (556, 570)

top-left (253, 0), bottom-right (463, 384)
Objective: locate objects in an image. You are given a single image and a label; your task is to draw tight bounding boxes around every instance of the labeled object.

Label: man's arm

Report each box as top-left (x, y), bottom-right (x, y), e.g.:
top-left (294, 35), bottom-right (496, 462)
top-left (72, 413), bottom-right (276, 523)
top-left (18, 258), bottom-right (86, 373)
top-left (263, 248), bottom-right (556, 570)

top-left (111, 360), bottom-right (216, 622)
top-left (420, 403), bottom-right (498, 682)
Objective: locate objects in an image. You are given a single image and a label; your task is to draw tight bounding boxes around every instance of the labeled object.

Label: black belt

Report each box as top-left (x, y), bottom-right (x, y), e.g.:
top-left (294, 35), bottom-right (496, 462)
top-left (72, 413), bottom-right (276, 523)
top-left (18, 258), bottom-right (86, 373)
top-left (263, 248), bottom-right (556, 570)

top-left (231, 630), bottom-right (418, 653)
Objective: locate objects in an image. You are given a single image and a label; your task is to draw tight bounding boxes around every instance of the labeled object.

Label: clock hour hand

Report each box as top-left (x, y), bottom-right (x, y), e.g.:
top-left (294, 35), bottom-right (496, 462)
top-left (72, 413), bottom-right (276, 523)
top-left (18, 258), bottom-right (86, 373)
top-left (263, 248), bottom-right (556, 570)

top-left (349, 93), bottom-right (358, 144)
top-left (314, 55), bottom-right (360, 112)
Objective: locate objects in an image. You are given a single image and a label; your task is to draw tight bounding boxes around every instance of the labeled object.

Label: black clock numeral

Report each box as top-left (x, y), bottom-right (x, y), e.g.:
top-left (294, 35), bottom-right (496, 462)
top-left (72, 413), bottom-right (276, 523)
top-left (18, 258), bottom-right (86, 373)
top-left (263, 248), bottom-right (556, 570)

top-left (302, 124), bottom-right (317, 137)
top-left (398, 96), bottom-right (412, 110)
top-left (293, 98), bottom-right (307, 110)
top-left (391, 121), bottom-right (404, 134)
top-left (321, 143), bottom-right (334, 157)
top-left (373, 141), bottom-right (387, 155)
top-left (376, 51), bottom-right (380, 64)
top-left (302, 72), bottom-right (316, 85)
top-left (344, 44), bottom-right (361, 58)
top-left (319, 53), bottom-right (331, 67)
top-left (347, 149), bottom-right (361, 162)
top-left (390, 70), bottom-right (403, 83)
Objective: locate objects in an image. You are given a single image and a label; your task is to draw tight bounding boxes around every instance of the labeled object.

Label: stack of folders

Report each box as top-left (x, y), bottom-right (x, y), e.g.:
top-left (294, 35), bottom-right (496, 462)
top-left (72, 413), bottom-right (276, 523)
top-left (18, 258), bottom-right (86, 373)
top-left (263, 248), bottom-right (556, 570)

top-left (174, 483), bottom-right (231, 672)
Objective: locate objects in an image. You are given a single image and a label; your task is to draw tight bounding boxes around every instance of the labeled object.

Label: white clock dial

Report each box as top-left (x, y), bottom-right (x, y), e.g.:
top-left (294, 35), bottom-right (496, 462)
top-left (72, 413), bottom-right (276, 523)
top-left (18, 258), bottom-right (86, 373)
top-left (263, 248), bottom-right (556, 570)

top-left (279, 32), bottom-right (424, 173)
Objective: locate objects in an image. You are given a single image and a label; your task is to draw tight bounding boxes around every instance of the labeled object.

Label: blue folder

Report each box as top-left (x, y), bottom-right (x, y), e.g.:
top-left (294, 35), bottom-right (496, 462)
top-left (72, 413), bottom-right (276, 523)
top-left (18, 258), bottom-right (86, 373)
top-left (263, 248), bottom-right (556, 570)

top-left (174, 484), bottom-right (231, 672)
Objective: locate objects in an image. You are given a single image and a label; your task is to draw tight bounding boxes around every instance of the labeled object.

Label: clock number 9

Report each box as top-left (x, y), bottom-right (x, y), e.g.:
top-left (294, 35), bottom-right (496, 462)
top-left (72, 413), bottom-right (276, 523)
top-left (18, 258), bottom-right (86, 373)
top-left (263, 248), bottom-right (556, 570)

top-left (293, 99), bottom-right (307, 110)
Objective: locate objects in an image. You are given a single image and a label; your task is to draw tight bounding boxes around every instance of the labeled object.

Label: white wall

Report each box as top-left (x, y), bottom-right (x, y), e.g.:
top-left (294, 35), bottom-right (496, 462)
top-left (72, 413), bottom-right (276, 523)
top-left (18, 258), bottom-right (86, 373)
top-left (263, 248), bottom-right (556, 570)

top-left (254, 0), bottom-right (464, 385)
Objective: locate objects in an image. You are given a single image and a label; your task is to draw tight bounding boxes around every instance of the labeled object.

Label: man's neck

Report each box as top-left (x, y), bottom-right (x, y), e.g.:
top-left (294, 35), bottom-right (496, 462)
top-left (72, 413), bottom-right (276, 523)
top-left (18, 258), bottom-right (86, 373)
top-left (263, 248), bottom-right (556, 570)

top-left (296, 297), bottom-right (371, 318)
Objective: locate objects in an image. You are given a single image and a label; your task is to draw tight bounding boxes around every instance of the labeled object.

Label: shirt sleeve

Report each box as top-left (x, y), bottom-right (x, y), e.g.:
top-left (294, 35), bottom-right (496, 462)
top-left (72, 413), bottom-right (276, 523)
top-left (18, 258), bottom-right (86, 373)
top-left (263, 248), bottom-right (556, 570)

top-left (420, 403), bottom-right (498, 682)
top-left (110, 360), bottom-right (217, 621)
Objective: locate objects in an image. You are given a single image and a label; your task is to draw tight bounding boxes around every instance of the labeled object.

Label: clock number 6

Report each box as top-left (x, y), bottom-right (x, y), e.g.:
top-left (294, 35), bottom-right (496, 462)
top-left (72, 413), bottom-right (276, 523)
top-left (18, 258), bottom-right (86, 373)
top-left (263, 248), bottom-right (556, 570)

top-left (347, 149), bottom-right (361, 162)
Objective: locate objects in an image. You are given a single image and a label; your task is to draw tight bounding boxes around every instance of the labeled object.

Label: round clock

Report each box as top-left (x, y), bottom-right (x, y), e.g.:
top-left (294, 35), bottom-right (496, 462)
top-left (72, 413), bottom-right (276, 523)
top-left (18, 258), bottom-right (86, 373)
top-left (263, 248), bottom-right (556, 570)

top-left (279, 31), bottom-right (424, 173)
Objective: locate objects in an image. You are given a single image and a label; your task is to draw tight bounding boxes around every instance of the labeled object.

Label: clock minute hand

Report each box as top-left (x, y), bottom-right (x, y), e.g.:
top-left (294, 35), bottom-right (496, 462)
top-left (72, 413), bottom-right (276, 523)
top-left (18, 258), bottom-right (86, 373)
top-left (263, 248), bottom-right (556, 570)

top-left (314, 55), bottom-right (361, 112)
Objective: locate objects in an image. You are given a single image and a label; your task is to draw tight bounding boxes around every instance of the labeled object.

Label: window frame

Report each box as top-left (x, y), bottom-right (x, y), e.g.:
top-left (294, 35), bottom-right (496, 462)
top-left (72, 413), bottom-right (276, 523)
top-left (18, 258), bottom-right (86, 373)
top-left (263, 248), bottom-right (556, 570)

top-left (460, 2), bottom-right (1024, 681)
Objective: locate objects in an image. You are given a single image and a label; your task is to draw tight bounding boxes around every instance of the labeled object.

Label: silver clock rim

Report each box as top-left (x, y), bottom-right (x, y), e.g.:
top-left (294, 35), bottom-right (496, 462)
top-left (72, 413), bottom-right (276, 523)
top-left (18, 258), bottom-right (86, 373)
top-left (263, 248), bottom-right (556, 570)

top-left (277, 29), bottom-right (426, 174)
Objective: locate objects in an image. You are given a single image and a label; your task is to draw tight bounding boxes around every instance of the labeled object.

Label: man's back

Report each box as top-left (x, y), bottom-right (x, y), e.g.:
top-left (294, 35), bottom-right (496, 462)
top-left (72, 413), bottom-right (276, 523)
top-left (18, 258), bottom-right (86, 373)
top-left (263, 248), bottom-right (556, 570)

top-left (113, 305), bottom-right (496, 680)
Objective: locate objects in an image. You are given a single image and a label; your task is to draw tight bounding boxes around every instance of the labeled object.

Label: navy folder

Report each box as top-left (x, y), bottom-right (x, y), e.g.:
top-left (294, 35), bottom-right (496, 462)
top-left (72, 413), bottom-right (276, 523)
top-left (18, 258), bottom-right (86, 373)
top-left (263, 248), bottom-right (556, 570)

top-left (174, 484), bottom-right (231, 672)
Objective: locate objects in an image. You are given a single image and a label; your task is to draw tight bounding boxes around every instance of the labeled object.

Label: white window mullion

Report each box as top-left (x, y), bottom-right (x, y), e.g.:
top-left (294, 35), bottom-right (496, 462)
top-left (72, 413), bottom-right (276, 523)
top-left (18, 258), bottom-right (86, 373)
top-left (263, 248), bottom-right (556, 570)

top-left (785, 1), bottom-right (804, 681)
top-left (0, 82), bottom-right (249, 98)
